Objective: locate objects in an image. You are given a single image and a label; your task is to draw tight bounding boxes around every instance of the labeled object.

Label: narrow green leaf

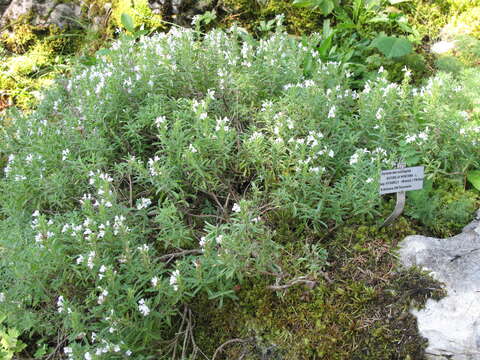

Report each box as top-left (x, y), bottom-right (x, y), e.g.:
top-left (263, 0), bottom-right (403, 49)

top-left (292, 0), bottom-right (316, 7)
top-left (318, 33), bottom-right (333, 59)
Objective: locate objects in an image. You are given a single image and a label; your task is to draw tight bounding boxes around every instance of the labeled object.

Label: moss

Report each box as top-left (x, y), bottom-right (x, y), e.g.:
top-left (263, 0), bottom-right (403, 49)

top-left (220, 0), bottom-right (325, 35)
top-left (191, 218), bottom-right (445, 359)
top-left (442, 6), bottom-right (480, 39)
top-left (0, 21), bottom-right (80, 110)
top-left (112, 0), bottom-right (165, 32)
top-left (406, 177), bottom-right (479, 238)
top-left (1, 24), bottom-right (37, 54)
top-left (405, 0), bottom-right (451, 42)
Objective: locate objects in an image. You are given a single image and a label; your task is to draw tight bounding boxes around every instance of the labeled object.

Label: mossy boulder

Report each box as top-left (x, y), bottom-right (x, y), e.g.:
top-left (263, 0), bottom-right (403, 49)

top-left (0, 0), bottom-right (82, 29)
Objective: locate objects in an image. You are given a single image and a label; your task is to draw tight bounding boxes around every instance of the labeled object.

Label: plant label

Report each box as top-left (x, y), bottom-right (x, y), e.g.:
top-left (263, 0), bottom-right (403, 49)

top-left (380, 166), bottom-right (424, 195)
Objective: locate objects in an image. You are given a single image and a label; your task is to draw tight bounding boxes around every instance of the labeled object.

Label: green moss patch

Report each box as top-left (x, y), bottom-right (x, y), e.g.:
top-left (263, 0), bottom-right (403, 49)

top-left (192, 219), bottom-right (446, 359)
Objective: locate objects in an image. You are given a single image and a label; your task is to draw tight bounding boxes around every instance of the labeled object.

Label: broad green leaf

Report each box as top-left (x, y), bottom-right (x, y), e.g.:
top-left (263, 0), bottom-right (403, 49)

top-left (319, 0), bottom-right (335, 14)
top-left (389, 0), bottom-right (410, 3)
top-left (467, 170), bottom-right (480, 191)
top-left (371, 35), bottom-right (412, 58)
top-left (121, 13), bottom-right (135, 33)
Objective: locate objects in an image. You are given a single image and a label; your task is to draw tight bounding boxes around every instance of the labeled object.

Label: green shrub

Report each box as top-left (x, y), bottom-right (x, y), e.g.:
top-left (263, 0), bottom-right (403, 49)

top-left (0, 26), bottom-right (479, 358)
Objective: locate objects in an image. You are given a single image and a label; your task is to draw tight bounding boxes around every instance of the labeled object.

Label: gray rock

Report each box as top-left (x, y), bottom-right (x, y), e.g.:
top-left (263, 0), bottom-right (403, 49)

top-left (46, 3), bottom-right (82, 29)
top-left (147, 0), bottom-right (213, 26)
top-left (0, 0), bottom-right (81, 29)
top-left (0, 0), bottom-right (12, 18)
top-left (399, 210), bottom-right (480, 359)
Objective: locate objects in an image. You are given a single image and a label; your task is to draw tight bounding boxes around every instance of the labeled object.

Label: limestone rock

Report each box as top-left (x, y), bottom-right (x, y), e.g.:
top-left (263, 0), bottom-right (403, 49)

top-left (0, 0), bottom-right (81, 29)
top-left (0, 0), bottom-right (12, 17)
top-left (147, 0), bottom-right (214, 26)
top-left (399, 210), bottom-right (480, 359)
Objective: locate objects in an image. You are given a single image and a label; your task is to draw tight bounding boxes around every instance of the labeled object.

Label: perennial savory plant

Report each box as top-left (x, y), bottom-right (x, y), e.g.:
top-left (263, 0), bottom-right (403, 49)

top-left (0, 25), bottom-right (479, 358)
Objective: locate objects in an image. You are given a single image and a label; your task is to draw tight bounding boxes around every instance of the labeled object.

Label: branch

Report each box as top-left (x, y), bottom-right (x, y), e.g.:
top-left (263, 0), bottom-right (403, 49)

top-left (267, 276), bottom-right (317, 291)
top-left (212, 337), bottom-right (255, 360)
top-left (159, 249), bottom-right (203, 262)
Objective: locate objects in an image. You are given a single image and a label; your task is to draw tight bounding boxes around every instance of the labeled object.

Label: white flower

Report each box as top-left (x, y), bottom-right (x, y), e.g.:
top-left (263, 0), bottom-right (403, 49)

top-left (310, 166), bottom-right (325, 173)
top-left (35, 233), bottom-right (43, 243)
top-left (405, 135), bottom-right (417, 144)
top-left (189, 144), bottom-right (197, 153)
top-left (286, 118), bottom-right (294, 129)
top-left (328, 105), bottom-right (336, 118)
top-left (232, 203), bottom-right (241, 213)
top-left (169, 270), bottom-right (180, 291)
top-left (199, 112), bottom-right (208, 120)
top-left (402, 66), bottom-right (412, 78)
top-left (216, 235), bottom-right (223, 245)
top-left (155, 116), bottom-right (166, 127)
top-left (138, 299), bottom-right (150, 316)
top-left (87, 251), bottom-right (95, 270)
top-left (137, 198), bottom-right (152, 210)
top-left (76, 254), bottom-right (85, 265)
top-left (328, 150), bottom-right (334, 158)
top-left (378, 66), bottom-right (384, 73)
top-left (151, 276), bottom-right (159, 287)
top-left (99, 265), bottom-right (107, 279)
top-left (97, 288), bottom-right (108, 304)
top-left (207, 89), bottom-right (215, 100)
top-left (199, 236), bottom-right (207, 247)
top-left (137, 244), bottom-right (150, 252)
top-left (0, 293), bottom-right (4, 302)
top-left (126, 350), bottom-right (132, 356)
top-left (57, 296), bottom-right (65, 313)
top-left (366, 177), bottom-right (373, 183)
top-left (250, 132), bottom-right (263, 141)
top-left (85, 352), bottom-right (92, 360)
top-left (62, 149), bottom-right (70, 161)
top-left (418, 132), bottom-right (428, 141)
top-left (349, 153), bottom-right (359, 165)
top-left (376, 108), bottom-right (384, 120)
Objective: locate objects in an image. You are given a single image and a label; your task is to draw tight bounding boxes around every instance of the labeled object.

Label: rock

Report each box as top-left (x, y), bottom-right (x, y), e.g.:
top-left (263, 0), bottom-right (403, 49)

top-left (147, 0), bottom-right (214, 26)
top-left (398, 210), bottom-right (480, 359)
top-left (46, 3), bottom-right (82, 29)
top-left (0, 0), bottom-right (81, 29)
top-left (0, 0), bottom-right (12, 18)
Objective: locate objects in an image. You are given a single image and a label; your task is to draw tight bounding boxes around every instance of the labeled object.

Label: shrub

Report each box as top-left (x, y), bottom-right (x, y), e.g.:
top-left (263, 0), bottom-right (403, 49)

top-left (0, 26), bottom-right (479, 358)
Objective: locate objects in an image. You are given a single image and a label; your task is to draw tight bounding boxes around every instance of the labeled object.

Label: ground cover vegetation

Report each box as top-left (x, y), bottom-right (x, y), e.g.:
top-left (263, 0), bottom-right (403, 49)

top-left (1, 0), bottom-right (480, 112)
top-left (0, 16), bottom-right (480, 358)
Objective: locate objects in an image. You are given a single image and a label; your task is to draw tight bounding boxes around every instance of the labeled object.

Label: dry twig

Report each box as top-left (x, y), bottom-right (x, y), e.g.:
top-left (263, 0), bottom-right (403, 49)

top-left (212, 337), bottom-right (255, 360)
